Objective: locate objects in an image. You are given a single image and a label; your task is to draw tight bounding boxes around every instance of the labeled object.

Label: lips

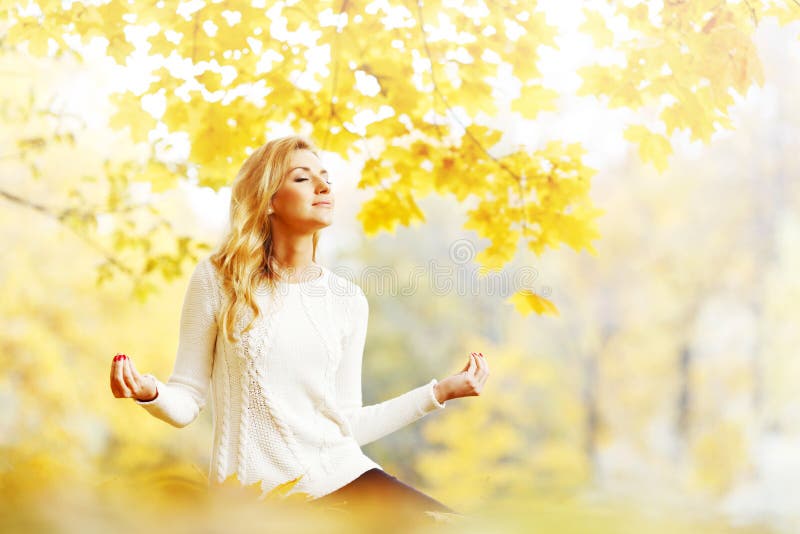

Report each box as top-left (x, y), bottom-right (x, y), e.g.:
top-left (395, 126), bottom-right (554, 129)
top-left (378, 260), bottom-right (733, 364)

top-left (313, 201), bottom-right (333, 207)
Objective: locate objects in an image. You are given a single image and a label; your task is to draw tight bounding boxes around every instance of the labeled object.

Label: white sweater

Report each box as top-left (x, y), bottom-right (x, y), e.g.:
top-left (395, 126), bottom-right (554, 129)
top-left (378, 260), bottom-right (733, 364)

top-left (135, 256), bottom-right (446, 500)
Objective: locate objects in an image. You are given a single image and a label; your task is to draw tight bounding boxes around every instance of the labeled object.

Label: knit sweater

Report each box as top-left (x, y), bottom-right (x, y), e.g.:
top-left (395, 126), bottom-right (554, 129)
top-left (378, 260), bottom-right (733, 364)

top-left (135, 256), bottom-right (446, 500)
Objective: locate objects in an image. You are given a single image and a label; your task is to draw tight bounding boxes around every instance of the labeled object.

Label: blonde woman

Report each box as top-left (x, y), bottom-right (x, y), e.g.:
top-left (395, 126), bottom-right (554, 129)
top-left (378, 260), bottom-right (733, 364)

top-left (109, 135), bottom-right (490, 517)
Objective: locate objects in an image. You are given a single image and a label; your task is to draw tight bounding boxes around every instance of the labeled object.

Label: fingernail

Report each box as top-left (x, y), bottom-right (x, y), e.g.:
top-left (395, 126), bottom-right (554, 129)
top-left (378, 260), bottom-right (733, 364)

top-left (122, 355), bottom-right (127, 359)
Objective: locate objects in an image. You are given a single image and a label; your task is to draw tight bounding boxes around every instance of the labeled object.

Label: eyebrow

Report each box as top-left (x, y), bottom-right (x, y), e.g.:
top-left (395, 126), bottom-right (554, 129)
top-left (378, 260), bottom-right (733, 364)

top-left (289, 166), bottom-right (328, 175)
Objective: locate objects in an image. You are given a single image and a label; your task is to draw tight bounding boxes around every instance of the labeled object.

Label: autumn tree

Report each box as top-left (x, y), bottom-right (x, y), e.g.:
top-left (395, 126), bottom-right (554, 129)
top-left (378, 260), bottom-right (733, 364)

top-left (2, 0), bottom-right (798, 313)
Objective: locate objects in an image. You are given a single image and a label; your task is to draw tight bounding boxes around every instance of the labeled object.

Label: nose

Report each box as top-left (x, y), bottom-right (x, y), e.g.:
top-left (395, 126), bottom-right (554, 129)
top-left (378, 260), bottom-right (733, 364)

top-left (314, 175), bottom-right (330, 194)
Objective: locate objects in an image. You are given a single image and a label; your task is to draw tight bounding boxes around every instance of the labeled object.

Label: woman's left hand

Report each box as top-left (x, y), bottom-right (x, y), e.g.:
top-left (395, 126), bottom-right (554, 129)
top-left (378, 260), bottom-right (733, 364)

top-left (434, 352), bottom-right (489, 403)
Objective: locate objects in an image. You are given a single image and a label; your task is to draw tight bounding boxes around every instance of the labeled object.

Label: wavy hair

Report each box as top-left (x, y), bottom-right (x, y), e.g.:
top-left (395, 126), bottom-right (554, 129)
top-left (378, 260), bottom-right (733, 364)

top-left (210, 135), bottom-right (321, 344)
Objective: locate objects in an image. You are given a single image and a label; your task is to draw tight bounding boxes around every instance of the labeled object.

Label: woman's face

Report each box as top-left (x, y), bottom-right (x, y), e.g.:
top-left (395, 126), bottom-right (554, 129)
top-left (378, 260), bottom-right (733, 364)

top-left (270, 148), bottom-right (334, 233)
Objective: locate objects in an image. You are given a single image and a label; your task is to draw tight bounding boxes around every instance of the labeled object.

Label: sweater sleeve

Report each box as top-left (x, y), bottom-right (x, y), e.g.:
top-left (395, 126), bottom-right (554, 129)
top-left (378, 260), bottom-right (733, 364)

top-left (334, 286), bottom-right (445, 447)
top-left (134, 257), bottom-right (218, 428)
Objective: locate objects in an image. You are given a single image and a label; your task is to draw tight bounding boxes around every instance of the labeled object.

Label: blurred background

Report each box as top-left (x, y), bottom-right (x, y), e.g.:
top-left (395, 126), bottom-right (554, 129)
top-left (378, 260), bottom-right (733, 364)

top-left (1, 1), bottom-right (799, 533)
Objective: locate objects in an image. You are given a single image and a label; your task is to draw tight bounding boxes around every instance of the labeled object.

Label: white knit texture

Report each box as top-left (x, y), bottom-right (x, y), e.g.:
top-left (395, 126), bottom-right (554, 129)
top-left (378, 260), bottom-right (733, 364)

top-left (135, 256), bottom-right (446, 500)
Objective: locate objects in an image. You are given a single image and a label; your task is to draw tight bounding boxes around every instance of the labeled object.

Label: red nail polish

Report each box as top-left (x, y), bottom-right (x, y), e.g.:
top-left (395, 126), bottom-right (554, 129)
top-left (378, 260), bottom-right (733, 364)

top-left (122, 355), bottom-right (127, 359)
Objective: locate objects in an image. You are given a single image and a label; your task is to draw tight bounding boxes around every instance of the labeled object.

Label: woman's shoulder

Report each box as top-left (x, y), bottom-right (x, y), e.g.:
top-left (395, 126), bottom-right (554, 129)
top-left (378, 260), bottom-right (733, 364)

top-left (323, 266), bottom-right (366, 301)
top-left (195, 254), bottom-right (220, 281)
top-left (190, 255), bottom-right (225, 301)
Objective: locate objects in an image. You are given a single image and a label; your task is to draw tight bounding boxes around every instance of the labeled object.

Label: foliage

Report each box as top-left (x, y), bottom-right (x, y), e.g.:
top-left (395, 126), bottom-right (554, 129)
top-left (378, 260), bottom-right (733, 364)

top-left (6, 1), bottom-right (796, 312)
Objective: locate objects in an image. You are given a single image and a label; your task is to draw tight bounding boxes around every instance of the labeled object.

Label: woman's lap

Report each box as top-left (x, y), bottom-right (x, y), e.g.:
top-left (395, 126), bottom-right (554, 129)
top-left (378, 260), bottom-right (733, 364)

top-left (311, 468), bottom-right (455, 516)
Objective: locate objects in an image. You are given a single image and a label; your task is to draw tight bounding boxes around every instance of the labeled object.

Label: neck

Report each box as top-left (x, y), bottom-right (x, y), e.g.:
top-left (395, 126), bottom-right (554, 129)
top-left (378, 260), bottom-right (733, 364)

top-left (270, 234), bottom-right (317, 279)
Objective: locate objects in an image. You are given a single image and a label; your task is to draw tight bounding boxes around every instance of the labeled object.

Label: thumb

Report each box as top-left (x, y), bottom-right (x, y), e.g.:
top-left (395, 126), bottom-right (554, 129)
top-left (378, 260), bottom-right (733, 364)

top-left (460, 352), bottom-right (474, 372)
top-left (466, 353), bottom-right (476, 375)
top-left (128, 357), bottom-right (142, 380)
top-left (129, 359), bottom-right (156, 392)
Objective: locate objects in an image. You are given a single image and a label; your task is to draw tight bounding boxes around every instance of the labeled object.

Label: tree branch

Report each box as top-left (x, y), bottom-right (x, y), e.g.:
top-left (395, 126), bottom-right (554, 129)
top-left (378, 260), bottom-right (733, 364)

top-left (412, 0), bottom-right (534, 239)
top-left (0, 188), bottom-right (135, 277)
top-left (742, 0), bottom-right (758, 26)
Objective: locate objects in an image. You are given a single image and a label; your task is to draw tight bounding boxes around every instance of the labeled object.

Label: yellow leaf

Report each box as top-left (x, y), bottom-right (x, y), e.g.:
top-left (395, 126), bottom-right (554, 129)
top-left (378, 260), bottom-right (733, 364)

top-left (765, 4), bottom-right (799, 25)
top-left (474, 232), bottom-right (520, 272)
top-left (210, 472), bottom-right (264, 501)
top-left (316, 125), bottom-right (362, 157)
top-left (197, 70), bottom-right (225, 92)
top-left (29, 33), bottom-right (51, 56)
top-left (511, 84), bottom-right (559, 118)
top-left (622, 4), bottom-right (649, 26)
top-left (357, 188), bottom-right (426, 236)
top-left (358, 158), bottom-right (390, 190)
top-left (580, 10), bottom-right (614, 47)
top-left (623, 125), bottom-right (672, 172)
top-left (507, 289), bottom-right (559, 316)
top-left (452, 78), bottom-right (498, 116)
top-left (108, 92), bottom-right (157, 143)
top-left (141, 160), bottom-right (178, 193)
top-left (660, 89), bottom-right (716, 143)
top-left (107, 33), bottom-right (135, 65)
top-left (262, 475), bottom-right (314, 503)
top-left (576, 65), bottom-right (620, 98)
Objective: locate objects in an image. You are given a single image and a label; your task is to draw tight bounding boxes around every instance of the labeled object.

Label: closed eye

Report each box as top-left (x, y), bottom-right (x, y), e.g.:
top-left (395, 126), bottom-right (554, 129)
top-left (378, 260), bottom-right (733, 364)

top-left (295, 176), bottom-right (333, 184)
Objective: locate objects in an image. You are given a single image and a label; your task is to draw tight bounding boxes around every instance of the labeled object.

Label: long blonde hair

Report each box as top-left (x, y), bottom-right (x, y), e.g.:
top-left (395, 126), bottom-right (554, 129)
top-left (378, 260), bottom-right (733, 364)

top-left (210, 135), bottom-right (321, 344)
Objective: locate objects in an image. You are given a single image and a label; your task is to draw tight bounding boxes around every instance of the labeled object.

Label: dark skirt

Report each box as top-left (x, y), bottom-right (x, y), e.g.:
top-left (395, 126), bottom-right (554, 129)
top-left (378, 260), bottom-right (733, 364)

top-left (310, 468), bottom-right (456, 517)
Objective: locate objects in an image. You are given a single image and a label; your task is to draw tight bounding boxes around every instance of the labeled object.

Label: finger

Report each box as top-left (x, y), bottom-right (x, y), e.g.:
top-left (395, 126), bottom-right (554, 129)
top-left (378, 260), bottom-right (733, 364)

top-left (470, 355), bottom-right (483, 395)
top-left (110, 355), bottom-right (118, 387)
top-left (130, 359), bottom-right (150, 398)
top-left (110, 355), bottom-right (120, 395)
top-left (477, 361), bottom-right (489, 386)
top-left (478, 362), bottom-right (490, 382)
top-left (467, 353), bottom-right (476, 376)
top-left (480, 354), bottom-right (490, 379)
top-left (115, 357), bottom-right (131, 397)
top-left (127, 358), bottom-right (147, 398)
top-left (474, 352), bottom-right (485, 377)
top-left (122, 358), bottom-right (138, 393)
top-left (128, 356), bottom-right (142, 381)
top-left (111, 355), bottom-right (126, 396)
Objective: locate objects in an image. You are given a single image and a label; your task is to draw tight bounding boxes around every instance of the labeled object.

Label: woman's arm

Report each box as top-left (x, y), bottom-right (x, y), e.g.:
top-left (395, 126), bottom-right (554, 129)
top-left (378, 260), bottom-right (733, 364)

top-left (135, 257), bottom-right (218, 428)
top-left (334, 286), bottom-right (446, 447)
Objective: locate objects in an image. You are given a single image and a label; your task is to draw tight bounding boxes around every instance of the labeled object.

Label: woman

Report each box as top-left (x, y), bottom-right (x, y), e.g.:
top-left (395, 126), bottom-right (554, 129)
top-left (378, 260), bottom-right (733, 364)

top-left (109, 135), bottom-right (490, 518)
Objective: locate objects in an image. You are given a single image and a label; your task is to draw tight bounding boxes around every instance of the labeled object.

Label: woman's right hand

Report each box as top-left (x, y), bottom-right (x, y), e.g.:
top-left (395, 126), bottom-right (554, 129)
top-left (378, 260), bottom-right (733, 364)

top-left (110, 354), bottom-right (158, 402)
top-left (434, 352), bottom-right (490, 403)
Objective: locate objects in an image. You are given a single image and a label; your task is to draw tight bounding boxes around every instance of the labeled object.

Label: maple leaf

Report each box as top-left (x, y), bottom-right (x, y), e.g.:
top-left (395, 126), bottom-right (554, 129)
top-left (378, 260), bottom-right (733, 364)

top-left (508, 289), bottom-right (559, 317)
top-left (580, 9), bottom-right (614, 48)
top-left (512, 84), bottom-right (559, 119)
top-left (261, 475), bottom-right (314, 504)
top-left (624, 125), bottom-right (673, 172)
top-left (211, 472), bottom-right (265, 501)
top-left (6, 0), bottom-right (788, 312)
top-left (212, 473), bottom-right (313, 504)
